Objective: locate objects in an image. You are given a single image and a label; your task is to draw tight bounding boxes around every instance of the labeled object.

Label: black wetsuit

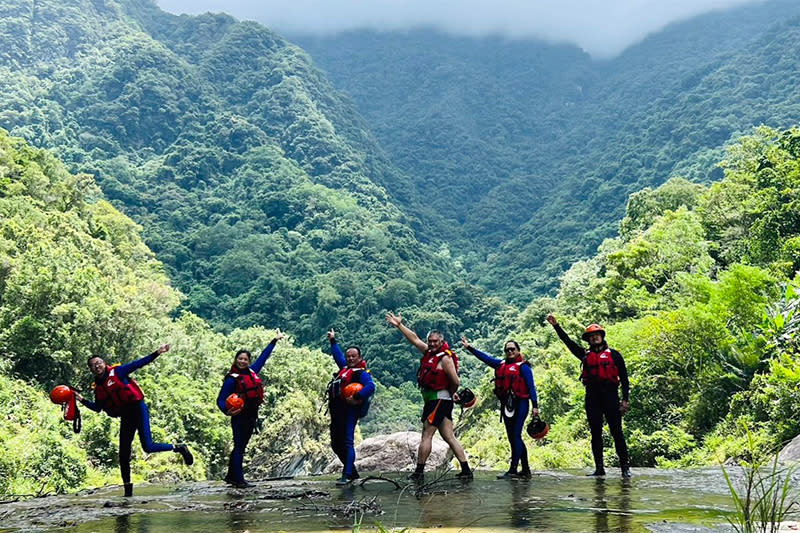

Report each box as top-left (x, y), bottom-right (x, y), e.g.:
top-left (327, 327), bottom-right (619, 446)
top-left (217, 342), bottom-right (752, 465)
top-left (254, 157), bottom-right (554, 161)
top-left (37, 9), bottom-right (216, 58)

top-left (553, 323), bottom-right (629, 470)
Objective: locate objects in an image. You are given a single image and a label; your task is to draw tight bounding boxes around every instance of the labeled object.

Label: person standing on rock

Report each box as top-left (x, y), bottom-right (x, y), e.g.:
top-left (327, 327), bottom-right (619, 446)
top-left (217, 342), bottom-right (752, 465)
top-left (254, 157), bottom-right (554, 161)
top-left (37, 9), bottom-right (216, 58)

top-left (216, 330), bottom-right (285, 488)
top-left (75, 344), bottom-right (194, 497)
top-left (546, 314), bottom-right (631, 478)
top-left (386, 311), bottom-right (473, 481)
top-left (326, 329), bottom-right (375, 485)
top-left (461, 336), bottom-right (539, 479)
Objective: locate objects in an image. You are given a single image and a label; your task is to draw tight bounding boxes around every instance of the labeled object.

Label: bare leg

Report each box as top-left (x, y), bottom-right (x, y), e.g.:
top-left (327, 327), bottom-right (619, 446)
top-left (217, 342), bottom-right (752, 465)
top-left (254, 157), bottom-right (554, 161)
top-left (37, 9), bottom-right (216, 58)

top-left (437, 418), bottom-right (467, 462)
top-left (417, 422), bottom-right (438, 464)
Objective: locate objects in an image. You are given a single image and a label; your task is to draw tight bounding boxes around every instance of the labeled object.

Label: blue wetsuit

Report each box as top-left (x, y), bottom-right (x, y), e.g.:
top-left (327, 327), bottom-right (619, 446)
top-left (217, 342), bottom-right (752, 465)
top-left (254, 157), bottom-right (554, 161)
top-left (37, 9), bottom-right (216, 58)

top-left (80, 351), bottom-right (174, 484)
top-left (467, 346), bottom-right (538, 474)
top-left (328, 341), bottom-right (375, 479)
top-left (216, 340), bottom-right (277, 484)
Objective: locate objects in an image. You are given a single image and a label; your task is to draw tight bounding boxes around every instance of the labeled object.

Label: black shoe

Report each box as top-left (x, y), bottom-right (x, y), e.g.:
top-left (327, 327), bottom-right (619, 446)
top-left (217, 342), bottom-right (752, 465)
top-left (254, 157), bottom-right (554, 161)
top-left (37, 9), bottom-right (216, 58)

top-left (587, 469), bottom-right (606, 477)
top-left (348, 472), bottom-right (360, 481)
top-left (496, 471), bottom-right (516, 479)
top-left (516, 470), bottom-right (532, 480)
top-left (407, 471), bottom-right (424, 482)
top-left (455, 470), bottom-right (474, 480)
top-left (232, 480), bottom-right (254, 488)
top-left (123, 483), bottom-right (133, 497)
top-left (174, 444), bottom-right (194, 466)
top-left (621, 467), bottom-right (632, 478)
top-left (335, 476), bottom-right (351, 486)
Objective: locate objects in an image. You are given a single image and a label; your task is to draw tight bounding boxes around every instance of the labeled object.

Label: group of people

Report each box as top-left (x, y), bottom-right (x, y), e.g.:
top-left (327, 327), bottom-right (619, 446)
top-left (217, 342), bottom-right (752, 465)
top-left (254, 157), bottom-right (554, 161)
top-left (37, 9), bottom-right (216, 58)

top-left (74, 312), bottom-right (631, 496)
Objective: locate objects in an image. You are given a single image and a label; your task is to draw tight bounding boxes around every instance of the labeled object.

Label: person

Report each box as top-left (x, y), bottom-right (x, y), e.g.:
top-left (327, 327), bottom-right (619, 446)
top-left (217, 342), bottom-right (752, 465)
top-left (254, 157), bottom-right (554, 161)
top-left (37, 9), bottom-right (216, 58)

top-left (461, 336), bottom-right (539, 479)
top-left (546, 314), bottom-right (631, 477)
top-left (326, 329), bottom-right (376, 485)
top-left (216, 330), bottom-right (285, 488)
top-left (75, 344), bottom-right (194, 497)
top-left (385, 311), bottom-right (472, 481)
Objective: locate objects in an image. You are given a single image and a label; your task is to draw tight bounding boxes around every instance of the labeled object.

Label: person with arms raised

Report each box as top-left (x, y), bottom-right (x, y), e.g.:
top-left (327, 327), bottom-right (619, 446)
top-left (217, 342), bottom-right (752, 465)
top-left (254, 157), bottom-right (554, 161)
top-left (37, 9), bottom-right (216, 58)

top-left (461, 336), bottom-right (539, 479)
top-left (216, 330), bottom-right (285, 488)
top-left (546, 314), bottom-right (631, 478)
top-left (386, 311), bottom-right (472, 481)
top-left (326, 329), bottom-right (375, 485)
top-left (75, 344), bottom-right (194, 497)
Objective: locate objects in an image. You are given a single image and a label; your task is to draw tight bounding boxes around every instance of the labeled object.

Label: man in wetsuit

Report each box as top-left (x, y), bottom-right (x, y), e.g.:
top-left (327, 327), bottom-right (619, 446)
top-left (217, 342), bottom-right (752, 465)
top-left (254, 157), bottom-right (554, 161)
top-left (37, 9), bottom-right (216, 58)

top-left (547, 314), bottom-right (630, 478)
top-left (326, 329), bottom-right (376, 485)
top-left (386, 311), bottom-right (473, 481)
top-left (76, 344), bottom-right (194, 496)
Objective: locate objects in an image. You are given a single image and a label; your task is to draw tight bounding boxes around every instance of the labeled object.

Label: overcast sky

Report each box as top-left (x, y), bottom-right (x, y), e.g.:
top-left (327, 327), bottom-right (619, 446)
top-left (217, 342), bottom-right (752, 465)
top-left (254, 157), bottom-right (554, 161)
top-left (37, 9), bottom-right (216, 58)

top-left (155, 0), bottom-right (762, 58)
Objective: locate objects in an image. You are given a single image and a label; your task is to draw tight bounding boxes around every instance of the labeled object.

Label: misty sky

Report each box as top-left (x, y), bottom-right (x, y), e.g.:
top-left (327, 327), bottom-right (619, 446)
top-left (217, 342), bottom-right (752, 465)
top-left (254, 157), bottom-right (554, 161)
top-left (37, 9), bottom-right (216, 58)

top-left (155, 0), bottom-right (761, 58)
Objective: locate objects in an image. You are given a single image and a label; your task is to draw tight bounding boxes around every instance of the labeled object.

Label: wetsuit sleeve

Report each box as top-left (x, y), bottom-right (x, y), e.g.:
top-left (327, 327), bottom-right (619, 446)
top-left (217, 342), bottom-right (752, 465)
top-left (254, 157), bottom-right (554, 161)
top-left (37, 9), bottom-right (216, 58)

top-left (612, 350), bottom-right (630, 401)
top-left (466, 346), bottom-right (502, 369)
top-left (521, 364), bottom-right (538, 409)
top-left (217, 377), bottom-right (236, 413)
top-left (115, 351), bottom-right (160, 381)
top-left (79, 396), bottom-right (102, 413)
top-left (251, 340), bottom-right (277, 374)
top-left (330, 341), bottom-right (346, 369)
top-left (552, 323), bottom-right (586, 360)
top-left (354, 371), bottom-right (376, 400)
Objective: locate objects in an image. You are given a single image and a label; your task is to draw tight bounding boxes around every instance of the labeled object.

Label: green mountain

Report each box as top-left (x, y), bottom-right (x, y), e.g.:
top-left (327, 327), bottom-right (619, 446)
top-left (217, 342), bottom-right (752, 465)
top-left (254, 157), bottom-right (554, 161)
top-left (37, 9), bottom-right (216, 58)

top-left (292, 0), bottom-right (800, 299)
top-left (0, 0), bottom-right (512, 384)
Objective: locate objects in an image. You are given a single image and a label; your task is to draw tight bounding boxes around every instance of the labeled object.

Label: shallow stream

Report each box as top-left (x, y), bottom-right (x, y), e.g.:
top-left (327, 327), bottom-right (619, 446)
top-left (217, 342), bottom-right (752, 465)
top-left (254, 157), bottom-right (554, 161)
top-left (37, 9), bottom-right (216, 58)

top-left (0, 468), bottom-right (781, 532)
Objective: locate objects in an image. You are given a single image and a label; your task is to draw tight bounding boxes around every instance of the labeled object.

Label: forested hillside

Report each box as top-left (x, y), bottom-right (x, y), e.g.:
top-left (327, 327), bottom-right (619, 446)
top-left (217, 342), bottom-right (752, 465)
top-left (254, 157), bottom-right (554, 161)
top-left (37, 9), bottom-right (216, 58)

top-left (293, 0), bottom-right (800, 299)
top-left (0, 0), bottom-right (513, 390)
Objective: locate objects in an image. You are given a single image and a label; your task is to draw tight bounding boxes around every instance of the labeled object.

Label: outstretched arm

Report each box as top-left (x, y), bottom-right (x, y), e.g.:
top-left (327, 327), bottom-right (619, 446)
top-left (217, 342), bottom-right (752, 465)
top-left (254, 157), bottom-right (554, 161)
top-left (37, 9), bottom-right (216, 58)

top-left (115, 344), bottom-right (170, 380)
top-left (461, 336), bottom-right (502, 369)
top-left (74, 391), bottom-right (102, 413)
top-left (386, 312), bottom-right (427, 354)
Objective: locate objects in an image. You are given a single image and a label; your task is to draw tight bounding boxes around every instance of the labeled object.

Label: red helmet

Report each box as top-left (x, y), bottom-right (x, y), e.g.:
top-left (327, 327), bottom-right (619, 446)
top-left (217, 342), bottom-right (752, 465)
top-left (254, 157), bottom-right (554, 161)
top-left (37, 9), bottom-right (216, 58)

top-left (225, 393), bottom-right (244, 411)
top-left (50, 385), bottom-right (73, 404)
top-left (527, 416), bottom-right (550, 440)
top-left (342, 383), bottom-right (364, 400)
top-left (581, 323), bottom-right (606, 341)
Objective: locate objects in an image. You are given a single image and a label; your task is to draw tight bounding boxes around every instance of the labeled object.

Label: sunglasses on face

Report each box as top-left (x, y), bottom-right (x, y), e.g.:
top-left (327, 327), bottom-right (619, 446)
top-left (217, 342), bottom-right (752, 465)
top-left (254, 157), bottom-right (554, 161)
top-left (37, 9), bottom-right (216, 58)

top-left (504, 347), bottom-right (517, 353)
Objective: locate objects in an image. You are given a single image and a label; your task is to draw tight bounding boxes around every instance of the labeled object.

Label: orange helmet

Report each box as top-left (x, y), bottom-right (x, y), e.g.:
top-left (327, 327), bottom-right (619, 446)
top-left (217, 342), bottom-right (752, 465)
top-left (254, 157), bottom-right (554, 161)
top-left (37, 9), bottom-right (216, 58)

top-left (225, 393), bottom-right (244, 411)
top-left (342, 383), bottom-right (364, 400)
top-left (50, 385), bottom-right (73, 404)
top-left (581, 323), bottom-right (606, 341)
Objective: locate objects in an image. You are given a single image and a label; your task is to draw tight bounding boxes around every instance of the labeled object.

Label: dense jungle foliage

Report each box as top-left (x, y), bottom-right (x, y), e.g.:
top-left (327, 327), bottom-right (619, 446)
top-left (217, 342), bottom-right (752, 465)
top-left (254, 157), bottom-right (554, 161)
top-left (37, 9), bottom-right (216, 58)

top-left (1, 0), bottom-right (800, 496)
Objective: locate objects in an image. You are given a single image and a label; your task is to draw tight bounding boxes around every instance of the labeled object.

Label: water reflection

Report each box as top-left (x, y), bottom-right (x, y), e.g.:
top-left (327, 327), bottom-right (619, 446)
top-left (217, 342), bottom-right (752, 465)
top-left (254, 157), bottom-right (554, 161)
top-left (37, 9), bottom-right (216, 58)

top-left (509, 479), bottom-right (531, 528)
top-left (592, 477), bottom-right (633, 532)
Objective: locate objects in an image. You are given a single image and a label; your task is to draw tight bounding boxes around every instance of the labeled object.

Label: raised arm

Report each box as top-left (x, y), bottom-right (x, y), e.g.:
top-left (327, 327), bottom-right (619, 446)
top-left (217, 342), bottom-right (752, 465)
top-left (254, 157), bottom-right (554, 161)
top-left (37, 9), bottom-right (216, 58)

top-left (251, 329), bottom-right (285, 374)
top-left (386, 312), bottom-right (427, 354)
top-left (546, 314), bottom-right (585, 360)
top-left (328, 329), bottom-right (346, 369)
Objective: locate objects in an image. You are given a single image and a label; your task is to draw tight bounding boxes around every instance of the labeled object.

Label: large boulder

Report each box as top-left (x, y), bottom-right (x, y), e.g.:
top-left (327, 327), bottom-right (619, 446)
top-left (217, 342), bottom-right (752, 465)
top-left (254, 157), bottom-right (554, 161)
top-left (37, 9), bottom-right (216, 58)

top-left (778, 433), bottom-right (800, 463)
top-left (324, 431), bottom-right (452, 474)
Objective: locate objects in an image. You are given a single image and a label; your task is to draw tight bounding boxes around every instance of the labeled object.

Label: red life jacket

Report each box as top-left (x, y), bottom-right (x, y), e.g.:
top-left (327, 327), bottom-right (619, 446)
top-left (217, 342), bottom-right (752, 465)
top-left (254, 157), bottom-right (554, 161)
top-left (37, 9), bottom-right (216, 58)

top-left (227, 367), bottom-right (264, 405)
top-left (581, 348), bottom-right (619, 385)
top-left (328, 360), bottom-right (367, 400)
top-left (494, 356), bottom-right (531, 399)
top-left (93, 365), bottom-right (144, 417)
top-left (417, 343), bottom-right (458, 391)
